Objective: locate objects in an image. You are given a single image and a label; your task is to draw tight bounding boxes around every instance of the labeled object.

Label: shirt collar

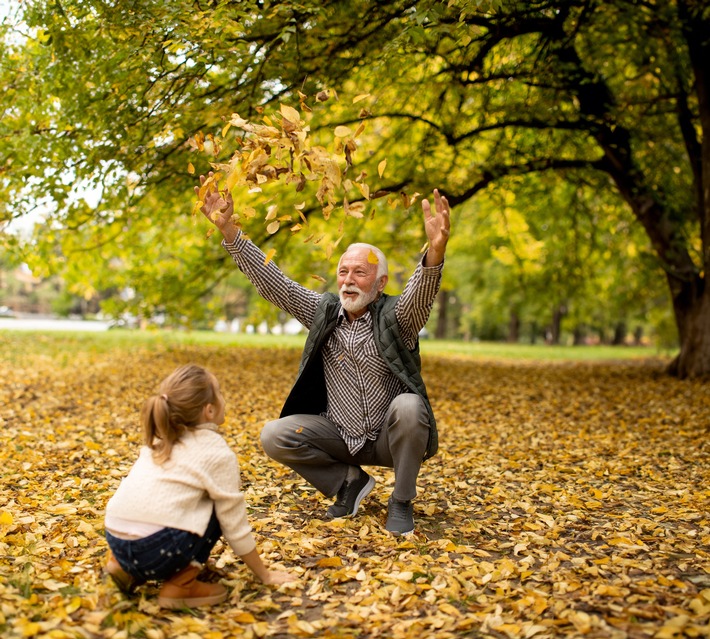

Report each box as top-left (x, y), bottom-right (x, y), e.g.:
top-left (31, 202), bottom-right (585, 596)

top-left (337, 306), bottom-right (373, 325)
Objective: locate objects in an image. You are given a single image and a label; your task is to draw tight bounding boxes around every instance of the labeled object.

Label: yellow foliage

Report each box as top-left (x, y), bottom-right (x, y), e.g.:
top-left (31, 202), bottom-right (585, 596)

top-left (0, 334), bottom-right (708, 638)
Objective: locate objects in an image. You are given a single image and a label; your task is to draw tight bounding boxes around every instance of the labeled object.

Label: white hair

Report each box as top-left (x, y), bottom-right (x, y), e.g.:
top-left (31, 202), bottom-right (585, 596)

top-left (341, 243), bottom-right (388, 279)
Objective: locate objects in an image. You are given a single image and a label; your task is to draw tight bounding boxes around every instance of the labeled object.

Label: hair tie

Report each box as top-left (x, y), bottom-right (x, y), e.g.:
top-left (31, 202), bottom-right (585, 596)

top-left (161, 394), bottom-right (169, 401)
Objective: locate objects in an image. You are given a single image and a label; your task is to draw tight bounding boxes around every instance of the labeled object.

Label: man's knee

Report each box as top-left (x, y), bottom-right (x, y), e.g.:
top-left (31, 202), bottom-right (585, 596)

top-left (390, 394), bottom-right (428, 425)
top-left (260, 419), bottom-right (285, 460)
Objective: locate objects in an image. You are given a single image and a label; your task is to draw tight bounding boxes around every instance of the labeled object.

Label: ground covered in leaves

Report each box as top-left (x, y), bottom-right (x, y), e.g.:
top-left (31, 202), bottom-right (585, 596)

top-left (0, 333), bottom-right (708, 639)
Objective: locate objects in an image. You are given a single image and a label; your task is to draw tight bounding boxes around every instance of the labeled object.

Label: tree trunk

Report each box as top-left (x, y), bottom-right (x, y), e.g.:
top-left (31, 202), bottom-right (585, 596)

top-left (667, 278), bottom-right (710, 379)
top-left (507, 310), bottom-right (520, 343)
top-left (434, 289), bottom-right (449, 339)
top-left (633, 326), bottom-right (643, 346)
top-left (548, 305), bottom-right (566, 345)
top-left (529, 321), bottom-right (538, 344)
top-left (573, 325), bottom-right (585, 345)
top-left (612, 322), bottom-right (626, 346)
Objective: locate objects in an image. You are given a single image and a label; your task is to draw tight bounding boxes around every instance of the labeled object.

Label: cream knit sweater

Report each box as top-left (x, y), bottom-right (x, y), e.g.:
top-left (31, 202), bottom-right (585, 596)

top-left (105, 424), bottom-right (256, 557)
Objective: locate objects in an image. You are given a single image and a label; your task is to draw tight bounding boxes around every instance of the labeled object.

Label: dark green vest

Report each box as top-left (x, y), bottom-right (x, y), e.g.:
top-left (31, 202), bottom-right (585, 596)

top-left (280, 292), bottom-right (438, 460)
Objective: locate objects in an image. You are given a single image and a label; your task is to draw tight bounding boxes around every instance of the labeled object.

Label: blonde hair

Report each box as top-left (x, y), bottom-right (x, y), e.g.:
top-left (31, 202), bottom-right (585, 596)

top-left (141, 364), bottom-right (218, 464)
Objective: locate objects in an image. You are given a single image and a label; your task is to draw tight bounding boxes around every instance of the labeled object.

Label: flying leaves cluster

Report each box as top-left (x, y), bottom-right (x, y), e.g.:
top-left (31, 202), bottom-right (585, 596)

top-left (0, 333), bottom-right (708, 639)
top-left (189, 92), bottom-right (393, 263)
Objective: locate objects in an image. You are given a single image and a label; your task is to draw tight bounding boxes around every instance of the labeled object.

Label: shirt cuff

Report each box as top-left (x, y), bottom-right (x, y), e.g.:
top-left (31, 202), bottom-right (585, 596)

top-left (222, 229), bottom-right (246, 253)
top-left (420, 253), bottom-right (445, 274)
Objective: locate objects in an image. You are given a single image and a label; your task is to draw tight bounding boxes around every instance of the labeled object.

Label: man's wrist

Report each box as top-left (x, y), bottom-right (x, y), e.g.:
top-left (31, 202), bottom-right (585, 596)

top-left (221, 226), bottom-right (239, 245)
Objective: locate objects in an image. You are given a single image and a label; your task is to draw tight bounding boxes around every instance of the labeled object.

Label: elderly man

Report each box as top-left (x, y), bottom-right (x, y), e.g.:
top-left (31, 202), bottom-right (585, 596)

top-left (199, 176), bottom-right (450, 535)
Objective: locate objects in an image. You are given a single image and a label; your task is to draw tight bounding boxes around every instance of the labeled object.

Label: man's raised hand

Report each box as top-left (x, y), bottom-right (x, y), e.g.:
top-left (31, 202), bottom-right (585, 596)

top-left (422, 189), bottom-right (451, 267)
top-left (196, 173), bottom-right (238, 243)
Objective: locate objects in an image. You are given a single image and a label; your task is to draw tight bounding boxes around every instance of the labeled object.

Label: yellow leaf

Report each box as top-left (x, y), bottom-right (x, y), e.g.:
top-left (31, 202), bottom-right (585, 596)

top-left (0, 511), bottom-right (13, 526)
top-left (334, 125), bottom-right (352, 138)
top-left (187, 162), bottom-right (195, 175)
top-left (266, 221), bottom-right (280, 234)
top-left (221, 122), bottom-right (231, 137)
top-left (346, 202), bottom-right (365, 218)
top-left (367, 250), bottom-right (379, 264)
top-left (21, 622), bottom-right (42, 637)
top-left (264, 248), bottom-right (277, 265)
top-left (233, 612), bottom-right (257, 623)
top-left (280, 104), bottom-right (301, 126)
top-left (47, 504), bottom-right (77, 515)
top-left (65, 597), bottom-right (82, 614)
top-left (378, 159), bottom-right (387, 178)
top-left (317, 556), bottom-right (342, 568)
top-left (352, 94), bottom-right (370, 103)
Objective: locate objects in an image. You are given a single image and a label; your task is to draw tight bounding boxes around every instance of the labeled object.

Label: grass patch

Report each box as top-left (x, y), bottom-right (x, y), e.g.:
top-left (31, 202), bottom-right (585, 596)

top-left (0, 328), bottom-right (673, 362)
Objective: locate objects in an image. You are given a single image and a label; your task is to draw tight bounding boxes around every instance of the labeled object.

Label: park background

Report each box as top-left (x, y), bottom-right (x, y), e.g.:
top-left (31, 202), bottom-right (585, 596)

top-left (1, 1), bottom-right (709, 638)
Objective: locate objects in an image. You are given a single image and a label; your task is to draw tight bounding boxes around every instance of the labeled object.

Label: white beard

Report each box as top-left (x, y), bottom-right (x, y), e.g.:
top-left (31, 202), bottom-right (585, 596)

top-left (339, 283), bottom-right (379, 315)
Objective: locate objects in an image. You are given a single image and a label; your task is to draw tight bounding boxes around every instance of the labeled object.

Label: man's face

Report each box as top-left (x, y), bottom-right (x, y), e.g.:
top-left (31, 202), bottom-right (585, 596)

top-left (337, 247), bottom-right (387, 319)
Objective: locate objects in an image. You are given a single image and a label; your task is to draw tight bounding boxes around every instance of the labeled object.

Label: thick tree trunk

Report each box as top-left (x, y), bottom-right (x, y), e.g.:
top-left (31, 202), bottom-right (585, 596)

top-left (667, 278), bottom-right (710, 379)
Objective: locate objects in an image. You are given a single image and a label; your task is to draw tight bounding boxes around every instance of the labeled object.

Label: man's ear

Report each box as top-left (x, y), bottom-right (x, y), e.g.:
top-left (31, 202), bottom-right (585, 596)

top-left (378, 275), bottom-right (389, 293)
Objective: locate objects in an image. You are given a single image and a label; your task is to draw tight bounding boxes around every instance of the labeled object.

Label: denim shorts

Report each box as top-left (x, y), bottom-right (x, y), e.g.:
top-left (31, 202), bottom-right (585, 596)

top-left (106, 509), bottom-right (222, 582)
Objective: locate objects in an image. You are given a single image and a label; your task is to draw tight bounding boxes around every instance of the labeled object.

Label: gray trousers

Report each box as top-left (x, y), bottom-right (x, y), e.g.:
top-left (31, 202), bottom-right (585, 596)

top-left (260, 394), bottom-right (430, 502)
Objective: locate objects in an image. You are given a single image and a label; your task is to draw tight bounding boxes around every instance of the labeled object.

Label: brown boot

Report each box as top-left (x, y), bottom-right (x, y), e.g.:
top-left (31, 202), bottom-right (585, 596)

top-left (106, 551), bottom-right (144, 594)
top-left (157, 562), bottom-right (228, 609)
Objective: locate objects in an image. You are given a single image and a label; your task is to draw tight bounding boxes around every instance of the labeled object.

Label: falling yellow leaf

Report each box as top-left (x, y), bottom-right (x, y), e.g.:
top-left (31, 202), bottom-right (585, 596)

top-left (377, 159), bottom-right (387, 178)
top-left (266, 221), bottom-right (280, 234)
top-left (334, 125), bottom-right (352, 137)
top-left (264, 247), bottom-right (277, 264)
top-left (187, 162), bottom-right (195, 175)
top-left (280, 104), bottom-right (301, 126)
top-left (353, 94), bottom-right (370, 103)
top-left (367, 250), bottom-right (379, 264)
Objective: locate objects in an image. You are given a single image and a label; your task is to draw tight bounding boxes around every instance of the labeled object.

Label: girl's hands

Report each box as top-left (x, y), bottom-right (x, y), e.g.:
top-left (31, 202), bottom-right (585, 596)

top-left (262, 569), bottom-right (299, 585)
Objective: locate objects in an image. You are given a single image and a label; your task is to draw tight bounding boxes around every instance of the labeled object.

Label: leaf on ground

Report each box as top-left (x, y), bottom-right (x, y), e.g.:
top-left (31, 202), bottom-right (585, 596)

top-left (0, 334), bottom-right (708, 638)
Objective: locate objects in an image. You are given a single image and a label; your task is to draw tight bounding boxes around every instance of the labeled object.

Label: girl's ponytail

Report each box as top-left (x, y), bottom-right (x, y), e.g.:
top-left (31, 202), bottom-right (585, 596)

top-left (141, 364), bottom-right (218, 463)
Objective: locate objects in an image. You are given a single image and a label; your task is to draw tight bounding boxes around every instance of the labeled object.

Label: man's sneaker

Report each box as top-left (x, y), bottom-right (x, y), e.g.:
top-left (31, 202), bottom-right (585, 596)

top-left (326, 469), bottom-right (375, 519)
top-left (386, 497), bottom-right (414, 536)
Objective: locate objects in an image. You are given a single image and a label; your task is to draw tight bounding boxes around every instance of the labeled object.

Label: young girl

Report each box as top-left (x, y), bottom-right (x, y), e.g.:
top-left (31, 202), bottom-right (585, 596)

top-left (104, 364), bottom-right (295, 609)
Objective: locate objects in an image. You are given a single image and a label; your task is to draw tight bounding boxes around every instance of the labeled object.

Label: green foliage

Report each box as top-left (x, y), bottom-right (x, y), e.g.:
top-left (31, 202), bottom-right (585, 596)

top-left (1, 0), bottom-right (707, 371)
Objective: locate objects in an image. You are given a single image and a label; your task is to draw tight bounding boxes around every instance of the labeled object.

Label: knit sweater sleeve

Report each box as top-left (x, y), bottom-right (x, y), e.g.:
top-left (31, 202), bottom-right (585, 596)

top-left (192, 431), bottom-right (257, 557)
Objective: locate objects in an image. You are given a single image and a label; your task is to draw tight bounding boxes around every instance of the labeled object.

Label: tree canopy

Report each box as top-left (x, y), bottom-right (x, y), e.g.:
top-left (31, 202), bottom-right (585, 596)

top-left (1, 0), bottom-right (708, 376)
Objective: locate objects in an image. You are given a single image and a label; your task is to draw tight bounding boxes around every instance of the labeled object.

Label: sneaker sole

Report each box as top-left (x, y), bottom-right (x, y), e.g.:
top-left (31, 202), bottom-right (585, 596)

top-left (326, 474), bottom-right (376, 520)
top-left (349, 475), bottom-right (376, 518)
